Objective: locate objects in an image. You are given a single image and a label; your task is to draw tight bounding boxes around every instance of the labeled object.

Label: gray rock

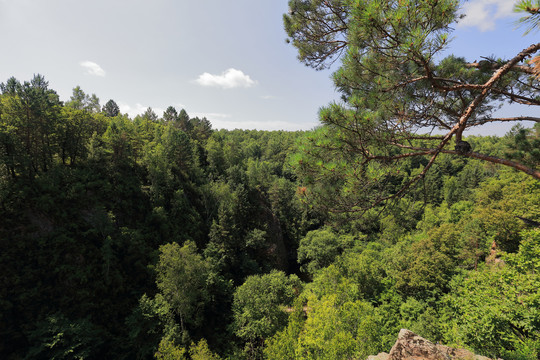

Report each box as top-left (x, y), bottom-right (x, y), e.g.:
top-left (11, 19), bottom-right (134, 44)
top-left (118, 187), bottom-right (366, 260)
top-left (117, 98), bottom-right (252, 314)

top-left (367, 352), bottom-right (389, 360)
top-left (388, 329), bottom-right (450, 360)
top-left (368, 329), bottom-right (499, 360)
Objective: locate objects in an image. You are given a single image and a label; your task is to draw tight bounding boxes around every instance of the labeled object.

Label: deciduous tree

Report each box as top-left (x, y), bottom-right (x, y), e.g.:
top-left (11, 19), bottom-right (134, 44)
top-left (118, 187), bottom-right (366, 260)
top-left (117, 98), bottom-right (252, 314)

top-left (232, 270), bottom-right (301, 358)
top-left (155, 241), bottom-right (209, 338)
top-left (66, 86), bottom-right (100, 112)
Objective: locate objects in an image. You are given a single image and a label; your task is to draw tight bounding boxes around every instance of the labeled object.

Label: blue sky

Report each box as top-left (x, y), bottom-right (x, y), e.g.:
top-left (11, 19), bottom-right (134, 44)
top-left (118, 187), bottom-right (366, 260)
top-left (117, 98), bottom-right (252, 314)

top-left (0, 0), bottom-right (537, 134)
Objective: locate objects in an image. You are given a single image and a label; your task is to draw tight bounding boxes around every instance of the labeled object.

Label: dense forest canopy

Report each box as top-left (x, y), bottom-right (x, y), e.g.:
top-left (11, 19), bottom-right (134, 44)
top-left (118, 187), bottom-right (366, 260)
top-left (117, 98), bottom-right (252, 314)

top-left (0, 1), bottom-right (539, 360)
top-left (1, 77), bottom-right (538, 360)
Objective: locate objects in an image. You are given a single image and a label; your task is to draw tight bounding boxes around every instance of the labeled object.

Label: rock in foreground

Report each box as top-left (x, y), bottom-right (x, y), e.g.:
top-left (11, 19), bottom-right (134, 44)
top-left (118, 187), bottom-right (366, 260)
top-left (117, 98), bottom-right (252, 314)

top-left (367, 329), bottom-right (497, 360)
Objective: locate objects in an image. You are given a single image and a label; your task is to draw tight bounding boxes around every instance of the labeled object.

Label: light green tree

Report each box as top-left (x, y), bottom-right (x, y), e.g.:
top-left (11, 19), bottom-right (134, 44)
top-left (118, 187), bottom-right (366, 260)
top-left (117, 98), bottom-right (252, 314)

top-left (232, 270), bottom-right (301, 358)
top-left (154, 337), bottom-right (187, 360)
top-left (295, 294), bottom-right (382, 360)
top-left (189, 339), bottom-right (222, 360)
top-left (163, 106), bottom-right (178, 123)
top-left (444, 230), bottom-right (540, 359)
top-left (66, 86), bottom-right (100, 112)
top-left (155, 241), bottom-right (209, 338)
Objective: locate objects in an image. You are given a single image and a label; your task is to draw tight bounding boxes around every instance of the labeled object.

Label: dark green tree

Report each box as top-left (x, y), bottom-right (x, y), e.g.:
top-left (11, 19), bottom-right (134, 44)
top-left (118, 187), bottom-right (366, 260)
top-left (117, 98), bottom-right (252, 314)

top-left (0, 74), bottom-right (62, 178)
top-left (284, 0), bottom-right (349, 70)
top-left (189, 117), bottom-right (212, 142)
top-left (177, 109), bottom-right (191, 132)
top-left (297, 227), bottom-right (354, 275)
top-left (25, 313), bottom-right (106, 359)
top-left (102, 99), bottom-right (120, 117)
top-left (144, 107), bottom-right (158, 122)
top-left (163, 106), bottom-right (178, 122)
top-left (57, 107), bottom-right (94, 165)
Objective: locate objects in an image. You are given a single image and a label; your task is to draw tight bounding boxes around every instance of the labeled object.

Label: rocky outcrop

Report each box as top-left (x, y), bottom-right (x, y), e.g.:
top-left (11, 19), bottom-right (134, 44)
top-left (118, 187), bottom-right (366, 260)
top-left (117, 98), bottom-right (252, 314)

top-left (367, 329), bottom-right (497, 360)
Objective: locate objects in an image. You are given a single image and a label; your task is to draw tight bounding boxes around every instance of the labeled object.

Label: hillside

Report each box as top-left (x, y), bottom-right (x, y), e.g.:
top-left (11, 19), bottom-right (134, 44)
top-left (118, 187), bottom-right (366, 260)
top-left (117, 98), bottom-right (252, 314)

top-left (1, 76), bottom-right (539, 359)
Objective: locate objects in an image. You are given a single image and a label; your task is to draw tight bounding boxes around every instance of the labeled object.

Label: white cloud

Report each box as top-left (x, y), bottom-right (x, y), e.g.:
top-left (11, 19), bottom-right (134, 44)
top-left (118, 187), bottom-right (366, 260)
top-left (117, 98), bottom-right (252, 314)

top-left (458, 0), bottom-right (519, 31)
top-left (191, 112), bottom-right (232, 120)
top-left (165, 110), bottom-right (314, 131)
top-left (209, 118), bottom-right (313, 131)
top-left (260, 95), bottom-right (276, 100)
top-left (195, 68), bottom-right (256, 89)
top-left (118, 102), bottom-right (164, 118)
top-left (118, 102), bottom-right (145, 117)
top-left (80, 61), bottom-right (106, 77)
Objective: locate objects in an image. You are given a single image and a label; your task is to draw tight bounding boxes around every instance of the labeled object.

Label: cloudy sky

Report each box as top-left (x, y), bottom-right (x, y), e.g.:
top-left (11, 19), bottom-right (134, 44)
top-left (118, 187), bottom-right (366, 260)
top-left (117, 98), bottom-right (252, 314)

top-left (0, 0), bottom-right (536, 134)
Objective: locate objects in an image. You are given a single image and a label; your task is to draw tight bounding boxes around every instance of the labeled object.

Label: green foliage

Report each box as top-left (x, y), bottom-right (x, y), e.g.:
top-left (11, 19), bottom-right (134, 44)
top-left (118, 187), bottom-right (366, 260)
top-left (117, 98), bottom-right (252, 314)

top-left (0, 75), bottom-right (314, 359)
top-left (154, 337), bottom-right (187, 360)
top-left (267, 280), bottom-right (387, 360)
top-left (264, 298), bottom-right (306, 360)
top-left (65, 86), bottom-right (100, 113)
top-left (189, 339), bottom-right (222, 360)
top-left (504, 124), bottom-right (540, 169)
top-left (25, 313), bottom-right (106, 360)
top-left (515, 0), bottom-right (540, 34)
top-left (399, 298), bottom-right (442, 342)
top-left (232, 270), bottom-right (301, 354)
top-left (445, 268), bottom-right (540, 359)
top-left (286, 0), bottom-right (540, 217)
top-left (0, 74), bottom-right (63, 179)
top-left (297, 227), bottom-right (354, 275)
top-left (102, 99), bottom-right (120, 117)
top-left (444, 229), bottom-right (540, 359)
top-left (507, 229), bottom-right (540, 272)
top-left (126, 294), bottom-right (175, 359)
top-left (155, 241), bottom-right (209, 337)
top-left (284, 0), bottom-right (349, 70)
top-left (389, 225), bottom-right (460, 299)
top-left (295, 294), bottom-right (382, 360)
top-left (1, 71), bottom-right (539, 359)
top-left (338, 245), bottom-right (387, 301)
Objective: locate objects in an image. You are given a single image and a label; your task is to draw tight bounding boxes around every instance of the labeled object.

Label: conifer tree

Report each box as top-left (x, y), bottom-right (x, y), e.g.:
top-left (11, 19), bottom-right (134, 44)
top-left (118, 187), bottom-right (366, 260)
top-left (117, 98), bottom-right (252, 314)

top-left (285, 0), bottom-right (540, 213)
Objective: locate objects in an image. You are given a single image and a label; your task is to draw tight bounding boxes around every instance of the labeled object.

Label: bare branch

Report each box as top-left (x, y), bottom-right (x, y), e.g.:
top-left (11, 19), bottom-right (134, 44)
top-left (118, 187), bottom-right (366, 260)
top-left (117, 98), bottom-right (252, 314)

top-left (466, 62), bottom-right (537, 75)
top-left (460, 151), bottom-right (540, 178)
top-left (475, 116), bottom-right (540, 125)
top-left (391, 143), bottom-right (540, 179)
top-left (492, 88), bottom-right (540, 106)
top-left (452, 42), bottom-right (540, 141)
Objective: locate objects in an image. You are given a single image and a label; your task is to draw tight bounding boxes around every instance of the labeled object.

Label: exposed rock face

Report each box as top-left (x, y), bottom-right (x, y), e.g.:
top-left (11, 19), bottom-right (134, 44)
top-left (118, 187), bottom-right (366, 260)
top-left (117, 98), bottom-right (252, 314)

top-left (367, 329), bottom-right (497, 360)
top-left (386, 329), bottom-right (450, 360)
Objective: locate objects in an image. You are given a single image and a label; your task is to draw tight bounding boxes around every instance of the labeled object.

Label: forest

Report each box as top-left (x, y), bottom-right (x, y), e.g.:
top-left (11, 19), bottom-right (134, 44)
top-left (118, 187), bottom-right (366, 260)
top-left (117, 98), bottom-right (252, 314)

top-left (1, 0), bottom-right (540, 359)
